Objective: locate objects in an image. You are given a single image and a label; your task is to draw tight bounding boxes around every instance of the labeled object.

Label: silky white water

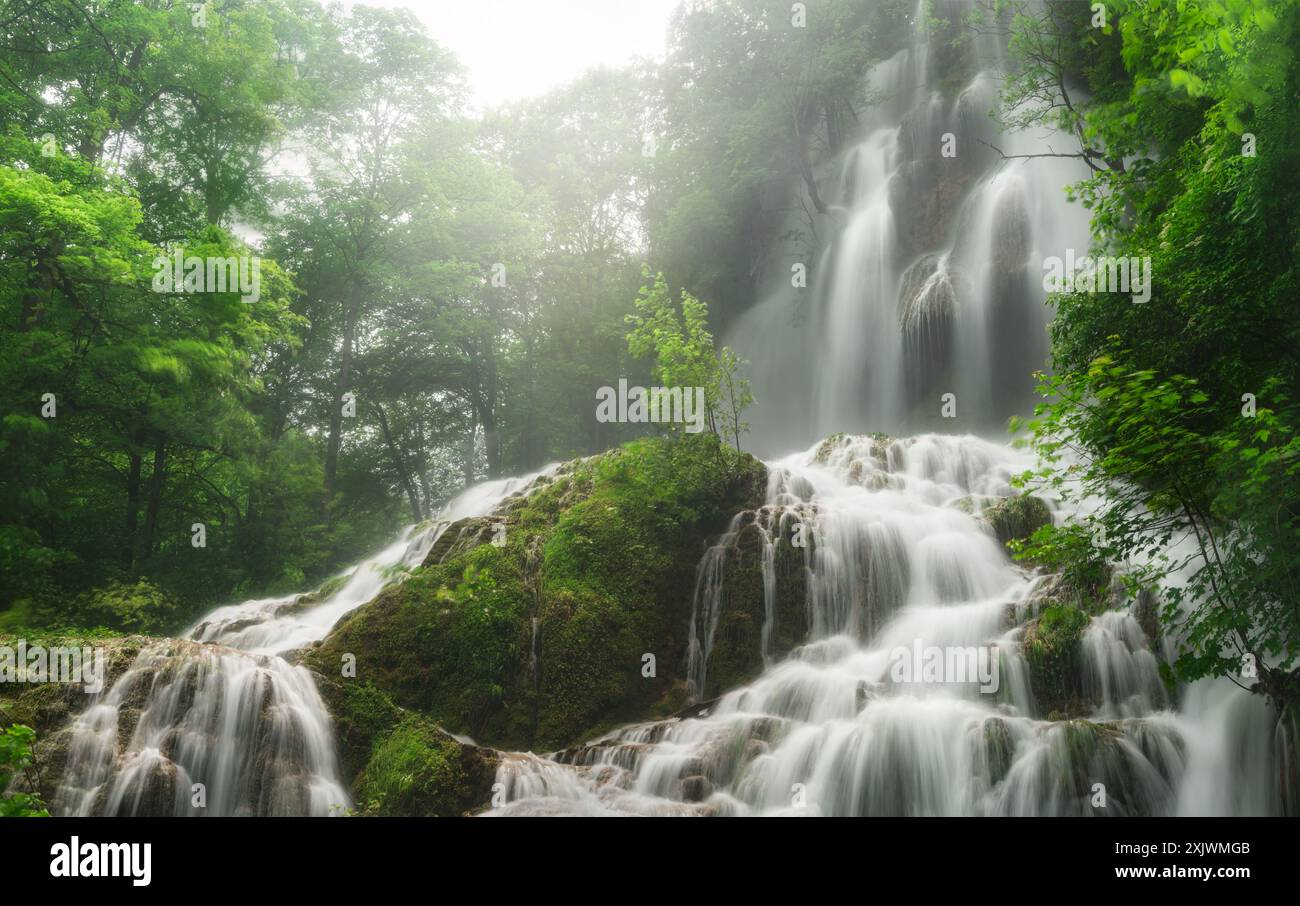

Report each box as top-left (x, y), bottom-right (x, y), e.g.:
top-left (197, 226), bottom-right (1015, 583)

top-left (51, 467), bottom-right (556, 816)
top-left (488, 435), bottom-right (1285, 816)
top-left (42, 0), bottom-right (1287, 819)
top-left (730, 0), bottom-right (1092, 455)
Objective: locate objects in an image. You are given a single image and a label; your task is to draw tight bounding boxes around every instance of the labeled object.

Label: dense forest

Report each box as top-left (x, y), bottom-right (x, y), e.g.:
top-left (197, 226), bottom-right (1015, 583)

top-left (1, 0), bottom-right (1298, 821)
top-left (0, 0), bottom-right (906, 629)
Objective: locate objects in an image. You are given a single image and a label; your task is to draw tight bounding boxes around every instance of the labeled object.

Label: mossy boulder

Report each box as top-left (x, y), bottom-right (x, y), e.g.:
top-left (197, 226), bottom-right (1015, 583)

top-left (1031, 719), bottom-right (1182, 815)
top-left (354, 715), bottom-right (496, 817)
top-left (983, 494), bottom-right (1052, 549)
top-left (0, 633), bottom-right (149, 740)
top-left (981, 716), bottom-right (1015, 786)
top-left (1021, 604), bottom-right (1090, 718)
top-left (310, 674), bottom-right (497, 816)
top-left (308, 435), bottom-right (767, 753)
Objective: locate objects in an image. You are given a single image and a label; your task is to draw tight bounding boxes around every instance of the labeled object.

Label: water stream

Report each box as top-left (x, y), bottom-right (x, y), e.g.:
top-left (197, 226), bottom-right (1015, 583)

top-left (51, 468), bottom-right (555, 816)
top-left (41, 0), bottom-right (1286, 818)
top-left (488, 435), bottom-right (1284, 816)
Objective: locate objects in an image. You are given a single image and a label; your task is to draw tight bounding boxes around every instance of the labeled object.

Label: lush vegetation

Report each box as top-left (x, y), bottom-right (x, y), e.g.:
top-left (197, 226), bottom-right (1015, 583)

top-left (1001, 0), bottom-right (1300, 713)
top-left (0, 723), bottom-right (47, 816)
top-left (308, 432), bottom-right (766, 754)
top-left (0, 0), bottom-right (901, 636)
top-left (2, 0), bottom-right (1297, 816)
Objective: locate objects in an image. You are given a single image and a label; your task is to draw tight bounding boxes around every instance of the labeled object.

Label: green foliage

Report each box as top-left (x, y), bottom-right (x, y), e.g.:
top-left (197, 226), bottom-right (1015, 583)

top-left (310, 434), bottom-right (765, 751)
top-left (626, 270), bottom-right (754, 450)
top-left (354, 715), bottom-right (483, 817)
top-left (75, 579), bottom-right (179, 635)
top-left (1017, 358), bottom-right (1300, 701)
top-left (1004, 0), bottom-right (1300, 709)
top-left (1023, 604), bottom-right (1091, 718)
top-left (0, 724), bottom-right (48, 817)
top-left (1009, 523), bottom-right (1111, 606)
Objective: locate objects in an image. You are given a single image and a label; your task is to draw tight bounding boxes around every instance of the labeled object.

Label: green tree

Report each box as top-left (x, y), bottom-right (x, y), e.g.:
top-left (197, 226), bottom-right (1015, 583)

top-left (0, 723), bottom-right (48, 817)
top-left (626, 271), bottom-right (753, 450)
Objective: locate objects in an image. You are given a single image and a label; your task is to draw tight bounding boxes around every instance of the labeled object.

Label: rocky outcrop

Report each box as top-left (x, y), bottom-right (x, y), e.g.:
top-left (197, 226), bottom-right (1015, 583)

top-left (982, 493), bottom-right (1053, 548)
top-left (0, 634), bottom-right (151, 804)
top-left (691, 506), bottom-right (813, 699)
top-left (310, 671), bottom-right (497, 816)
top-left (305, 436), bottom-right (767, 756)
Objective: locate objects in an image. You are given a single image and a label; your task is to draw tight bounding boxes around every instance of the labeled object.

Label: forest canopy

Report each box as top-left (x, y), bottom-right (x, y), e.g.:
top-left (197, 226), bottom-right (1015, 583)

top-left (0, 0), bottom-right (903, 629)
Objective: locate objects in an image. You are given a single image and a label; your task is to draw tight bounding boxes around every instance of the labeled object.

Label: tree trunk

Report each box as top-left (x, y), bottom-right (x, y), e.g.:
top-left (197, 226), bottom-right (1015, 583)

top-left (375, 403), bottom-right (422, 520)
top-left (325, 281), bottom-right (363, 499)
top-left (479, 403), bottom-right (500, 479)
top-left (138, 433), bottom-right (167, 567)
top-left (793, 104), bottom-right (828, 215)
top-left (18, 242), bottom-right (61, 332)
top-left (462, 425), bottom-right (477, 486)
top-left (124, 451), bottom-right (142, 569)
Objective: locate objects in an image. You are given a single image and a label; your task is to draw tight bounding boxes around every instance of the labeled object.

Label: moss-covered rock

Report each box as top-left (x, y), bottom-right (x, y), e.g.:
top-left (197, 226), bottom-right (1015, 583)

top-left (0, 633), bottom-right (149, 739)
top-left (1032, 719), bottom-right (1182, 815)
top-left (1021, 604), bottom-right (1090, 719)
top-left (812, 433), bottom-right (847, 464)
top-left (983, 494), bottom-right (1052, 549)
top-left (981, 716), bottom-right (1015, 786)
top-left (309, 672), bottom-right (497, 816)
top-left (696, 508), bottom-right (812, 698)
top-left (353, 714), bottom-right (496, 817)
top-left (289, 571), bottom-right (353, 610)
top-left (308, 435), bottom-right (766, 753)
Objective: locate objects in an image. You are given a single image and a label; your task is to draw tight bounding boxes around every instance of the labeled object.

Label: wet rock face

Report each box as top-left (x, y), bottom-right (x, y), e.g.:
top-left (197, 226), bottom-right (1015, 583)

top-left (422, 516), bottom-right (500, 567)
top-left (30, 639), bottom-right (355, 817)
top-left (687, 503), bottom-right (818, 701)
top-left (890, 159), bottom-right (977, 256)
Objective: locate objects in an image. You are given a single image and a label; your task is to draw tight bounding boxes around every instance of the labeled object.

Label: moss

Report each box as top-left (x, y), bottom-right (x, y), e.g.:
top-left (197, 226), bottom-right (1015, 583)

top-left (353, 714), bottom-right (496, 817)
top-left (311, 676), bottom-right (403, 783)
top-left (310, 434), bottom-right (767, 753)
top-left (291, 571), bottom-right (353, 609)
top-left (1010, 523), bottom-right (1113, 608)
top-left (310, 542), bottom-right (533, 745)
top-left (983, 494), bottom-right (1052, 549)
top-left (0, 633), bottom-right (148, 738)
top-left (310, 674), bottom-right (496, 815)
top-left (982, 717), bottom-right (1014, 785)
top-left (1022, 604), bottom-right (1091, 718)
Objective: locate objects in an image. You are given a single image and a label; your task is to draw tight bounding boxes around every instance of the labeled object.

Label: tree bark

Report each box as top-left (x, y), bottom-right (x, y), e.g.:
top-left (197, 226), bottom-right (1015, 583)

top-left (375, 402), bottom-right (422, 520)
top-left (138, 433), bottom-right (167, 567)
top-left (124, 451), bottom-right (142, 569)
top-left (325, 280), bottom-right (363, 499)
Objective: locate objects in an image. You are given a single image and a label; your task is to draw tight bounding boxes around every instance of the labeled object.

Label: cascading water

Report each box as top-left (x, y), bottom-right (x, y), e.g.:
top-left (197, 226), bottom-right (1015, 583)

top-left (51, 467), bottom-right (556, 816)
top-left (477, 3), bottom-right (1286, 811)
top-left (487, 435), bottom-right (1285, 816)
top-left (729, 0), bottom-right (1093, 455)
top-left (37, 1), bottom-right (1287, 820)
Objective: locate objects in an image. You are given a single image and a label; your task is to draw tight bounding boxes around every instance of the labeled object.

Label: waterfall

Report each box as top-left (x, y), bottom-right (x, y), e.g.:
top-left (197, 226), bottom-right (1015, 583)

top-left (37, 1), bottom-right (1284, 819)
top-left (486, 435), bottom-right (1286, 816)
top-left (50, 466), bottom-right (558, 816)
top-left (731, 0), bottom-right (1093, 455)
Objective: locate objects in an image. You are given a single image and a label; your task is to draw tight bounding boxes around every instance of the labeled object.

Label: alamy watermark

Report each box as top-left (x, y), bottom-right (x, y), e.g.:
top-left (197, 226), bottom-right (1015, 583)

top-left (152, 247), bottom-right (261, 303)
top-left (888, 640), bottom-right (1000, 694)
top-left (0, 641), bottom-right (105, 694)
top-left (1042, 249), bottom-right (1151, 304)
top-left (595, 379), bottom-right (706, 434)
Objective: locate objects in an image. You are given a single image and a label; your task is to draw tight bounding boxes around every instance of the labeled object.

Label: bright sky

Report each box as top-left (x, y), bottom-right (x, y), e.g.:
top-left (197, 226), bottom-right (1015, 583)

top-left (360, 0), bottom-right (683, 109)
